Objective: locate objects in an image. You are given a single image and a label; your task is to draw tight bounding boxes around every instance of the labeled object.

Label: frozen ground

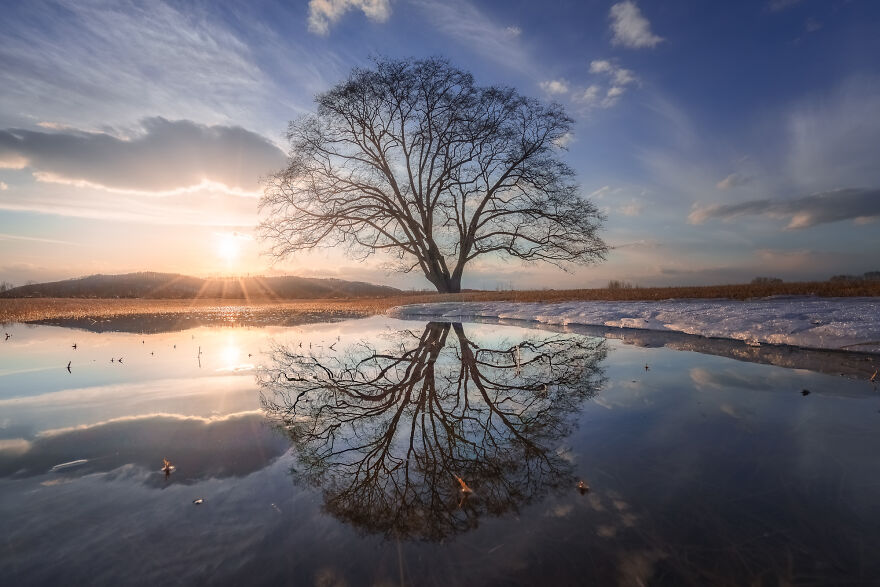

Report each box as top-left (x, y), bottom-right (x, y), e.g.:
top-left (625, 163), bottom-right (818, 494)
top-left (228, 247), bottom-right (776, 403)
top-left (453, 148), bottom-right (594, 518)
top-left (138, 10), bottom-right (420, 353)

top-left (390, 297), bottom-right (880, 353)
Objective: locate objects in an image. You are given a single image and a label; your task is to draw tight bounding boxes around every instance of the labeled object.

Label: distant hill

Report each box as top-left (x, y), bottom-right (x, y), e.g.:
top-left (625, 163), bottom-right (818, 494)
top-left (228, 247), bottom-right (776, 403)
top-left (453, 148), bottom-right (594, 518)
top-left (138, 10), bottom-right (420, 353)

top-left (0, 272), bottom-right (401, 300)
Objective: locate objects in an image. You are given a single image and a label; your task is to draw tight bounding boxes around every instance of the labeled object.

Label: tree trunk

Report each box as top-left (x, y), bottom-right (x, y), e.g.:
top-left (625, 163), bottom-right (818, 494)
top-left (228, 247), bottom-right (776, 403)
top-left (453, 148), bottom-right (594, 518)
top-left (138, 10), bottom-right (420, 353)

top-left (431, 275), bottom-right (461, 294)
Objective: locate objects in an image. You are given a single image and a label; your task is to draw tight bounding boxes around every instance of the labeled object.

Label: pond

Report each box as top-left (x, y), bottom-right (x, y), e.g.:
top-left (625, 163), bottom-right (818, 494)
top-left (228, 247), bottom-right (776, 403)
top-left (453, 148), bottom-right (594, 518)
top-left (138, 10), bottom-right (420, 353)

top-left (1, 315), bottom-right (879, 585)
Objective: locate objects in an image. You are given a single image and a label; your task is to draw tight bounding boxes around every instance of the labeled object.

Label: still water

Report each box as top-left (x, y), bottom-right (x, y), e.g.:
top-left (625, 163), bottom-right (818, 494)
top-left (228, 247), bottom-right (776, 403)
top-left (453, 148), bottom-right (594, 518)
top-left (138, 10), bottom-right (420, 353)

top-left (1, 315), bottom-right (879, 585)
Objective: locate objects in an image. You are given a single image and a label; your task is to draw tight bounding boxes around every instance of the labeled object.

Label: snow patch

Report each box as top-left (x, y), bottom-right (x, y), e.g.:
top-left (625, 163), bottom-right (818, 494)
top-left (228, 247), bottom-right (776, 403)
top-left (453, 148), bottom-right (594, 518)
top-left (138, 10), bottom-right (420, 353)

top-left (390, 298), bottom-right (880, 353)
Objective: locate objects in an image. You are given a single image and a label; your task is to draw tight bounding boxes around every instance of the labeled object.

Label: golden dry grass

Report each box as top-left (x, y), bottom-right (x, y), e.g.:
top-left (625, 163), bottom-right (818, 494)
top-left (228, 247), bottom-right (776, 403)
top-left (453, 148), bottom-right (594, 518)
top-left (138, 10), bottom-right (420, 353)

top-left (454, 280), bottom-right (880, 302)
top-left (2, 280), bottom-right (878, 323)
top-left (0, 298), bottom-right (390, 323)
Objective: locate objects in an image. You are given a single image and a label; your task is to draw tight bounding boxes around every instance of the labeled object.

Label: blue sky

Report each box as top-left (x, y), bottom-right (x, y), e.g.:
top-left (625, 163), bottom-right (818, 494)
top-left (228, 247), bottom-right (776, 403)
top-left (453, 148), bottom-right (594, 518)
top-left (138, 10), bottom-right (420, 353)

top-left (0, 0), bottom-right (878, 289)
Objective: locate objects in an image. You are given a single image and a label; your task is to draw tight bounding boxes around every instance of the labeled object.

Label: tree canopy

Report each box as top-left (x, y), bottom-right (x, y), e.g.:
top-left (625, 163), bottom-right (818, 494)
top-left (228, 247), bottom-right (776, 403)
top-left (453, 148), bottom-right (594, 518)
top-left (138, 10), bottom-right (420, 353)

top-left (260, 57), bottom-right (607, 293)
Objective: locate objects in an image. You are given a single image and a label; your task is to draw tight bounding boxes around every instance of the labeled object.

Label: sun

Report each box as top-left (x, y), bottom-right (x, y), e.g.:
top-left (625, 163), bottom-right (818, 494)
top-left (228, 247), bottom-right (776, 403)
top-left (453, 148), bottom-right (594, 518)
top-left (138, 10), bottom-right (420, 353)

top-left (216, 232), bottom-right (241, 263)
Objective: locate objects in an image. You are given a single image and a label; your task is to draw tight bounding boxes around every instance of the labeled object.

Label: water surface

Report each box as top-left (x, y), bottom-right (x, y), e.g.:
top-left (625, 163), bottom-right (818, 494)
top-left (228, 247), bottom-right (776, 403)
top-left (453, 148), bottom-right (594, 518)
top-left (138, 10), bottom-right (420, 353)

top-left (1, 316), bottom-right (879, 585)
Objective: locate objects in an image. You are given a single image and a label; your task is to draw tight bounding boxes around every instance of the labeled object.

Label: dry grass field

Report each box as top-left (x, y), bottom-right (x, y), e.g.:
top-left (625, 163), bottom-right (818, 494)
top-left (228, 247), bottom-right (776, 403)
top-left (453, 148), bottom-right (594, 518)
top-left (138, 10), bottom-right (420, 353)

top-left (0, 298), bottom-right (390, 324)
top-left (2, 280), bottom-right (879, 323)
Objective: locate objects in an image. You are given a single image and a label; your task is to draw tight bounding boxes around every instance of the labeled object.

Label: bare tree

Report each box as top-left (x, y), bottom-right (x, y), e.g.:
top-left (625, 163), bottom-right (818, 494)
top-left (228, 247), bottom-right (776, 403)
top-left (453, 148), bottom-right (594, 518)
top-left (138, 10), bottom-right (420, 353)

top-left (260, 57), bottom-right (607, 293)
top-left (258, 322), bottom-right (606, 540)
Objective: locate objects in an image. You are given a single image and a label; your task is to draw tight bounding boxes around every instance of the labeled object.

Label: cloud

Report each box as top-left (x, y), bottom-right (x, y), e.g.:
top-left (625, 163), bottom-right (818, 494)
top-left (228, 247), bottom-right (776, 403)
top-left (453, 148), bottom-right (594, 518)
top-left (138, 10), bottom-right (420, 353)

top-left (505, 25), bottom-right (522, 37)
top-left (785, 76), bottom-right (880, 191)
top-left (0, 0), bottom-right (294, 132)
top-left (716, 173), bottom-right (752, 190)
top-left (37, 121), bottom-right (72, 130)
top-left (606, 86), bottom-right (625, 100)
top-left (307, 0), bottom-right (391, 35)
top-left (609, 1), bottom-right (664, 49)
top-left (0, 375), bottom-right (263, 438)
top-left (767, 0), bottom-right (803, 12)
top-left (0, 118), bottom-right (286, 194)
top-left (691, 367), bottom-right (770, 392)
top-left (589, 60), bottom-right (637, 85)
top-left (414, 0), bottom-right (534, 76)
top-left (688, 188), bottom-right (880, 229)
top-left (619, 201), bottom-right (643, 216)
top-left (635, 76), bottom-right (880, 220)
top-left (805, 18), bottom-right (822, 33)
top-left (553, 132), bottom-right (575, 148)
top-left (0, 438), bottom-right (31, 455)
top-left (590, 60), bottom-right (613, 74)
top-left (576, 61), bottom-right (639, 109)
top-left (589, 186), bottom-right (620, 199)
top-left (577, 85), bottom-right (603, 106)
top-left (0, 181), bottom-right (259, 226)
top-left (0, 233), bottom-right (77, 245)
top-left (612, 239), bottom-right (656, 250)
top-left (0, 412), bottom-right (287, 482)
top-left (540, 79), bottom-right (570, 95)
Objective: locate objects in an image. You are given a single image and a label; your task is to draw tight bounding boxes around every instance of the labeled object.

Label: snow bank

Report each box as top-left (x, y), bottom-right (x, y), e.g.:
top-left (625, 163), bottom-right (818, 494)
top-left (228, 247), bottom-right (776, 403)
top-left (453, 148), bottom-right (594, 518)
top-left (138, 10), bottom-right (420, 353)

top-left (390, 298), bottom-right (880, 353)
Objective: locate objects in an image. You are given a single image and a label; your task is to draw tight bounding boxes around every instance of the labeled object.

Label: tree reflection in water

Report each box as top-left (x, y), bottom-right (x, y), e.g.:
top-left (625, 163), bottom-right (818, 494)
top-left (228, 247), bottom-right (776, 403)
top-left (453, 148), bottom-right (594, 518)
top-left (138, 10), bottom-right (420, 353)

top-left (258, 322), bottom-right (606, 541)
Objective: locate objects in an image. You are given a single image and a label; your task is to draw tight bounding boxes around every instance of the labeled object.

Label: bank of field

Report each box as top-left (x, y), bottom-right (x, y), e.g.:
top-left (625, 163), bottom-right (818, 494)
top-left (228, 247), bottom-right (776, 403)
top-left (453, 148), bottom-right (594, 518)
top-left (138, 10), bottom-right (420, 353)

top-left (2, 280), bottom-right (879, 323)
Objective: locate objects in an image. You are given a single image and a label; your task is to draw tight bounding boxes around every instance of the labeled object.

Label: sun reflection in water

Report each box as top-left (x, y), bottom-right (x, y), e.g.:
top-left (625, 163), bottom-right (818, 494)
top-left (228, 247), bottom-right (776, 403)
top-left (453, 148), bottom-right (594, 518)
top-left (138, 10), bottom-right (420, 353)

top-left (216, 333), bottom-right (254, 372)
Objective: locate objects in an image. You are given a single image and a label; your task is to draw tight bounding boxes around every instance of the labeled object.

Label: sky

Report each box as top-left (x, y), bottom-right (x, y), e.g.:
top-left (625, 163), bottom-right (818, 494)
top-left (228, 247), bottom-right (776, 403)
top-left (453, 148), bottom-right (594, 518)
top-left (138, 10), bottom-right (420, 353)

top-left (0, 0), bottom-right (878, 290)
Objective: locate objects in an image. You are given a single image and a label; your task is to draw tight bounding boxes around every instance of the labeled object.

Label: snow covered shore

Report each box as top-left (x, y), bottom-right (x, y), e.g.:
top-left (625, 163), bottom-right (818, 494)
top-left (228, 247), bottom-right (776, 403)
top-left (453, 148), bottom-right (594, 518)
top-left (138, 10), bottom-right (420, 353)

top-left (390, 297), bottom-right (880, 353)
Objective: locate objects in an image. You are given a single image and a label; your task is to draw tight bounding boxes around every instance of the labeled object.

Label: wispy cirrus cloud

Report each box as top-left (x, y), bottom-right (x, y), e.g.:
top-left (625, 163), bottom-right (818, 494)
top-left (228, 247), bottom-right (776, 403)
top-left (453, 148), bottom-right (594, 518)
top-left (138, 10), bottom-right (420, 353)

top-left (0, 233), bottom-right (77, 246)
top-left (618, 201), bottom-right (644, 217)
top-left (0, 0), bottom-right (293, 132)
top-left (767, 0), bottom-right (803, 12)
top-left (0, 118), bottom-right (285, 195)
top-left (785, 76), bottom-right (880, 193)
top-left (0, 184), bottom-right (259, 226)
top-left (647, 75), bottom-right (880, 219)
top-left (307, 0), bottom-right (392, 35)
top-left (688, 188), bottom-right (880, 229)
top-left (804, 18), bottom-right (823, 33)
top-left (609, 1), bottom-right (664, 49)
top-left (716, 173), bottom-right (752, 190)
top-left (413, 0), bottom-right (534, 75)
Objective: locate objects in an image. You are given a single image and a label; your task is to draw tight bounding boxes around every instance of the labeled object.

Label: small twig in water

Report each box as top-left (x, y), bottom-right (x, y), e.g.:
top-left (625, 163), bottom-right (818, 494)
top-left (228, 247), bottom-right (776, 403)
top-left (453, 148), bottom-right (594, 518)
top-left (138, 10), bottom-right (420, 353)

top-left (454, 475), bottom-right (473, 494)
